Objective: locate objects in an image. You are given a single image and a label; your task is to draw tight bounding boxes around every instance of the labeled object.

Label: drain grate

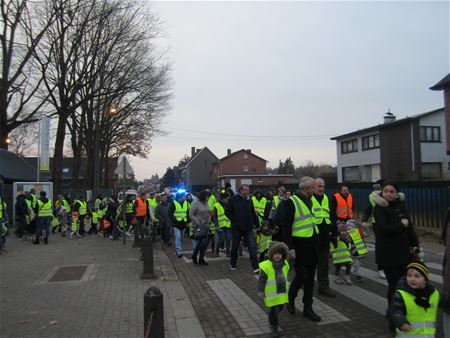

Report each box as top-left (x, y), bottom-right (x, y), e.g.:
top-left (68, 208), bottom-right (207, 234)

top-left (49, 265), bottom-right (88, 282)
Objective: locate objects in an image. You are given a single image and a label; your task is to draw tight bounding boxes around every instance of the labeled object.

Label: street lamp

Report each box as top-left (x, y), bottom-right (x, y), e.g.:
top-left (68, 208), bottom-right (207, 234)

top-left (5, 137), bottom-right (11, 145)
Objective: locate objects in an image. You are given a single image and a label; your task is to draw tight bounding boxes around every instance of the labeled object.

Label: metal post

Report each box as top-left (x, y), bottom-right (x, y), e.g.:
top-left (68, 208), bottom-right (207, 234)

top-left (37, 117), bottom-right (41, 182)
top-left (140, 236), bottom-right (155, 279)
top-left (144, 287), bottom-right (164, 338)
top-left (122, 156), bottom-right (126, 245)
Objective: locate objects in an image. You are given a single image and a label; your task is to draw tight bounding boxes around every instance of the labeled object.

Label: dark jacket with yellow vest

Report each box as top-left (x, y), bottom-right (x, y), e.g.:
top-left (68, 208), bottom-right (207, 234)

top-left (280, 192), bottom-right (319, 266)
top-left (311, 193), bottom-right (336, 247)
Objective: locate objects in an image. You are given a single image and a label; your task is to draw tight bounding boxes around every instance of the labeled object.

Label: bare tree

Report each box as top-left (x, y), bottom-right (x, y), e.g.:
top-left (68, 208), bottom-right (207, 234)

top-left (8, 121), bottom-right (38, 156)
top-left (0, 0), bottom-right (54, 149)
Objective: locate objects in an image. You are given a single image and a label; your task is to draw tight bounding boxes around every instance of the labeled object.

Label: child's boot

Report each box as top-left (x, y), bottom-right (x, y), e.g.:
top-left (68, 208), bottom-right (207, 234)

top-left (343, 275), bottom-right (353, 285)
top-left (270, 325), bottom-right (279, 337)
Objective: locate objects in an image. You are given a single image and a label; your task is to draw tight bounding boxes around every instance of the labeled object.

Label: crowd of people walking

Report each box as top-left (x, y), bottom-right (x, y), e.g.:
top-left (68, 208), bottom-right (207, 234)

top-left (0, 178), bottom-right (449, 337)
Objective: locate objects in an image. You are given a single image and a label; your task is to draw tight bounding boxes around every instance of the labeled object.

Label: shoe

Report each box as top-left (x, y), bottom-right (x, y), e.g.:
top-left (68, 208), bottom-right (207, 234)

top-left (253, 268), bottom-right (260, 274)
top-left (109, 235), bottom-right (113, 240)
top-left (303, 307), bottom-right (321, 322)
top-left (334, 276), bottom-right (344, 284)
top-left (69, 232), bottom-right (74, 239)
top-left (378, 270), bottom-right (386, 279)
top-left (270, 325), bottom-right (280, 337)
top-left (318, 288), bottom-right (336, 298)
top-left (125, 231), bottom-right (133, 237)
top-left (192, 255), bottom-right (198, 265)
top-left (229, 265), bottom-right (236, 270)
top-left (176, 253), bottom-right (183, 258)
top-left (199, 260), bottom-right (208, 266)
top-left (76, 234), bottom-right (82, 238)
top-left (44, 238), bottom-right (48, 245)
top-left (286, 302), bottom-right (296, 314)
top-left (343, 276), bottom-right (353, 285)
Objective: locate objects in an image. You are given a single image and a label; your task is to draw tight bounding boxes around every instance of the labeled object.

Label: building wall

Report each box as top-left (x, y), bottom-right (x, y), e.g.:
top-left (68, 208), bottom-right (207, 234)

top-left (220, 175), bottom-right (293, 188)
top-left (336, 132), bottom-right (381, 182)
top-left (380, 122), bottom-right (418, 181)
top-left (419, 111), bottom-right (450, 179)
top-left (219, 150), bottom-right (266, 175)
top-left (185, 148), bottom-right (218, 187)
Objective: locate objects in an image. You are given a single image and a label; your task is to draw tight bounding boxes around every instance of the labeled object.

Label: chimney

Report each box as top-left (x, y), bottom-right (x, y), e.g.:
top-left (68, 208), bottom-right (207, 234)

top-left (227, 149), bottom-right (231, 156)
top-left (430, 73), bottom-right (450, 155)
top-left (383, 109), bottom-right (396, 124)
top-left (246, 149), bottom-right (251, 153)
top-left (191, 147), bottom-right (195, 157)
top-left (196, 149), bottom-right (200, 154)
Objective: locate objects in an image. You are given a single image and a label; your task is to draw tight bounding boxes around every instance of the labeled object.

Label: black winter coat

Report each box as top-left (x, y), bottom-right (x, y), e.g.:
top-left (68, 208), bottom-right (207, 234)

top-left (372, 192), bottom-right (418, 267)
top-left (225, 194), bottom-right (259, 231)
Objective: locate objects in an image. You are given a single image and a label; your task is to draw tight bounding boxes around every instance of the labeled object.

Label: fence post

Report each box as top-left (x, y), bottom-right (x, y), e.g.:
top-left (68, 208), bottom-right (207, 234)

top-left (141, 236), bottom-right (155, 279)
top-left (144, 287), bottom-right (164, 338)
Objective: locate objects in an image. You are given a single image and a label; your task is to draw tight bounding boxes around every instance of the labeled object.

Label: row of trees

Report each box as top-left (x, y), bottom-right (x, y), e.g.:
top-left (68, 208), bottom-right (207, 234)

top-left (274, 157), bottom-right (336, 178)
top-left (1, 0), bottom-right (171, 192)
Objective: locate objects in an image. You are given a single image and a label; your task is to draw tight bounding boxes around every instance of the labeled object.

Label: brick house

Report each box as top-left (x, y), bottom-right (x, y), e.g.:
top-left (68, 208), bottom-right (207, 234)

top-left (214, 149), bottom-right (294, 191)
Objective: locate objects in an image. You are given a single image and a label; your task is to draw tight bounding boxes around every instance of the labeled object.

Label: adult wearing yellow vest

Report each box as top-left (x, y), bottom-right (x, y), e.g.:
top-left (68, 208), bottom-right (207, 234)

top-left (331, 185), bottom-right (353, 224)
top-left (213, 192), bottom-right (232, 257)
top-left (312, 178), bottom-right (337, 298)
top-left (169, 191), bottom-right (189, 258)
top-left (33, 191), bottom-right (52, 245)
top-left (134, 192), bottom-right (149, 245)
top-left (252, 191), bottom-right (269, 222)
top-left (281, 176), bottom-right (321, 322)
top-left (73, 196), bottom-right (88, 235)
top-left (147, 192), bottom-right (159, 242)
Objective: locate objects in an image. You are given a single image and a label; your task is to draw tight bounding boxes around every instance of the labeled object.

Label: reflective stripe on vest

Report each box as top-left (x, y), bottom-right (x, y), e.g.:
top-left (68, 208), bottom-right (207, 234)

top-left (273, 195), bottom-right (280, 209)
top-left (208, 195), bottom-right (217, 212)
top-left (396, 289), bottom-right (439, 338)
top-left (334, 193), bottom-right (353, 219)
top-left (31, 193), bottom-right (37, 208)
top-left (311, 194), bottom-right (331, 225)
top-left (349, 229), bottom-right (368, 256)
top-left (252, 196), bottom-right (267, 218)
top-left (62, 199), bottom-right (71, 213)
top-left (214, 202), bottom-right (231, 228)
top-left (331, 238), bottom-right (352, 264)
top-left (173, 200), bottom-right (188, 222)
top-left (135, 198), bottom-right (147, 216)
top-left (259, 259), bottom-right (289, 307)
top-left (257, 233), bottom-right (272, 253)
top-left (37, 199), bottom-right (53, 217)
top-left (76, 200), bottom-right (87, 215)
top-left (290, 195), bottom-right (317, 237)
top-left (92, 211), bottom-right (99, 224)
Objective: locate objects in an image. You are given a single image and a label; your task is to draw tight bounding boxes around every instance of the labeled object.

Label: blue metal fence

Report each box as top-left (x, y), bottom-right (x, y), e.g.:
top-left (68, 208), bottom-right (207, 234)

top-left (335, 186), bottom-right (450, 233)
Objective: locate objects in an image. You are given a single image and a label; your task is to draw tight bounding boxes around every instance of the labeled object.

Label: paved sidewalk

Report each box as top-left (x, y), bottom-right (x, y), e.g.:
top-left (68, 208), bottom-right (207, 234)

top-left (0, 234), bottom-right (204, 338)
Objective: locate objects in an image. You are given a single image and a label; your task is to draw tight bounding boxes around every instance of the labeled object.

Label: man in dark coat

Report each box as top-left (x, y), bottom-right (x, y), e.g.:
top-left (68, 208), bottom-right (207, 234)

top-left (226, 184), bottom-right (260, 272)
top-left (15, 193), bottom-right (30, 237)
top-left (281, 176), bottom-right (321, 322)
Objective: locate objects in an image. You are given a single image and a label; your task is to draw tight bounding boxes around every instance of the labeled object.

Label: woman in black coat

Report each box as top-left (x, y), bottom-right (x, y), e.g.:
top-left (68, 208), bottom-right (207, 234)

top-left (372, 182), bottom-right (419, 308)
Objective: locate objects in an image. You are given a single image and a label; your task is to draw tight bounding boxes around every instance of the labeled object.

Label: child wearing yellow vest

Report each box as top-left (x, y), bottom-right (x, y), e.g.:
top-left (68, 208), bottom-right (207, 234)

top-left (346, 219), bottom-right (369, 283)
top-left (389, 261), bottom-right (439, 337)
top-left (331, 222), bottom-right (353, 285)
top-left (256, 221), bottom-right (272, 262)
top-left (257, 241), bottom-right (291, 337)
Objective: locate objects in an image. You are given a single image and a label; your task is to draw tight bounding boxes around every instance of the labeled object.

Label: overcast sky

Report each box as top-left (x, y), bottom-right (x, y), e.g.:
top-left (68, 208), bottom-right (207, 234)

top-left (130, 0), bottom-right (449, 180)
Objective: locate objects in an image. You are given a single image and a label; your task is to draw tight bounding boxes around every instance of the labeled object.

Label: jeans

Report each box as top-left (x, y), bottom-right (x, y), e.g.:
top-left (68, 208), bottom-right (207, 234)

top-left (206, 234), bottom-right (215, 252)
top-left (173, 227), bottom-right (186, 255)
top-left (215, 228), bottom-right (231, 254)
top-left (78, 215), bottom-right (86, 234)
top-left (193, 236), bottom-right (207, 261)
top-left (36, 216), bottom-right (51, 239)
top-left (191, 239), bottom-right (197, 251)
top-left (230, 229), bottom-right (258, 269)
top-left (160, 222), bottom-right (171, 244)
top-left (351, 256), bottom-right (364, 276)
top-left (335, 263), bottom-right (351, 276)
top-left (268, 305), bottom-right (283, 327)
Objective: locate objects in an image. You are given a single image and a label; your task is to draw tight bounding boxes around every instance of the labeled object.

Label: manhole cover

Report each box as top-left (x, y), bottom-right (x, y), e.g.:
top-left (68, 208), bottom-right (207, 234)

top-left (49, 266), bottom-right (88, 282)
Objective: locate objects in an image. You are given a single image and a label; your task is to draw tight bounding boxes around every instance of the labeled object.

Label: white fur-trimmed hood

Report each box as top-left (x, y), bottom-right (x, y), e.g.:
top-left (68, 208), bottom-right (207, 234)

top-left (370, 191), bottom-right (405, 207)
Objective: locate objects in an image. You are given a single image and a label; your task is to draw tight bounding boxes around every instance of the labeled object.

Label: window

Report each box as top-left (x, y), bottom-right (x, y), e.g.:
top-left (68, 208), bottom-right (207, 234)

top-left (341, 139), bottom-right (358, 154)
top-left (257, 178), bottom-right (263, 183)
top-left (421, 163), bottom-right (442, 179)
top-left (243, 164), bottom-right (249, 172)
top-left (420, 126), bottom-right (441, 142)
top-left (362, 134), bottom-right (380, 150)
top-left (244, 153), bottom-right (249, 159)
top-left (342, 166), bottom-right (360, 182)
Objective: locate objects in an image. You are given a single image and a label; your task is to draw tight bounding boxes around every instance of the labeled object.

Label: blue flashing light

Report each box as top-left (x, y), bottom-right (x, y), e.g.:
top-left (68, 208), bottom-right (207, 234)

top-left (177, 188), bottom-right (186, 194)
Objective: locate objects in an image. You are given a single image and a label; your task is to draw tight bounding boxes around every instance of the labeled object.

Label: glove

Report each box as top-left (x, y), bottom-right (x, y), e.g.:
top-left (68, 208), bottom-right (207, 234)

top-left (288, 249), bottom-right (296, 260)
top-left (401, 218), bottom-right (409, 227)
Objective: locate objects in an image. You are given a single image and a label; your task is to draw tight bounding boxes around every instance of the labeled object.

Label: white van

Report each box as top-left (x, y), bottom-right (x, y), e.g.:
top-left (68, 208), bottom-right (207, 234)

top-left (118, 189), bottom-right (138, 202)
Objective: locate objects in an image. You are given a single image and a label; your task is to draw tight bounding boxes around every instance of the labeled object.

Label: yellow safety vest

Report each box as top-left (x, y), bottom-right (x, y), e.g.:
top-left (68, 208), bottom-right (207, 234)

top-left (173, 200), bottom-right (188, 222)
top-left (76, 200), bottom-right (87, 215)
top-left (396, 289), bottom-right (439, 338)
top-left (349, 229), bottom-right (368, 256)
top-left (37, 199), bottom-right (53, 217)
top-left (126, 202), bottom-right (133, 214)
top-left (30, 193), bottom-right (37, 208)
top-left (257, 233), bottom-right (272, 254)
top-left (0, 197), bottom-right (6, 219)
top-left (208, 195), bottom-right (217, 212)
top-left (252, 196), bottom-right (267, 218)
top-left (290, 195), bottom-right (317, 237)
top-left (62, 199), bottom-right (71, 213)
top-left (311, 194), bottom-right (331, 225)
top-left (273, 195), bottom-right (280, 209)
top-left (147, 198), bottom-right (157, 210)
top-left (214, 202), bottom-right (231, 228)
top-left (259, 259), bottom-right (290, 307)
top-left (331, 238), bottom-right (352, 264)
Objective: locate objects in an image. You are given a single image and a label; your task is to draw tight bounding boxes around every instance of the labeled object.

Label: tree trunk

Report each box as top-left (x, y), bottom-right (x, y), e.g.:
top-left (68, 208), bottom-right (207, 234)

top-left (52, 115), bottom-right (67, 193)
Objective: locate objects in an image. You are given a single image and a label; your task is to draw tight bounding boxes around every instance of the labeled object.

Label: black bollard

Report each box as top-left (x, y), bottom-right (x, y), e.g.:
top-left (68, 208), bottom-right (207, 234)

top-left (133, 222), bottom-right (141, 247)
top-left (140, 237), bottom-right (155, 279)
top-left (144, 287), bottom-right (164, 338)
